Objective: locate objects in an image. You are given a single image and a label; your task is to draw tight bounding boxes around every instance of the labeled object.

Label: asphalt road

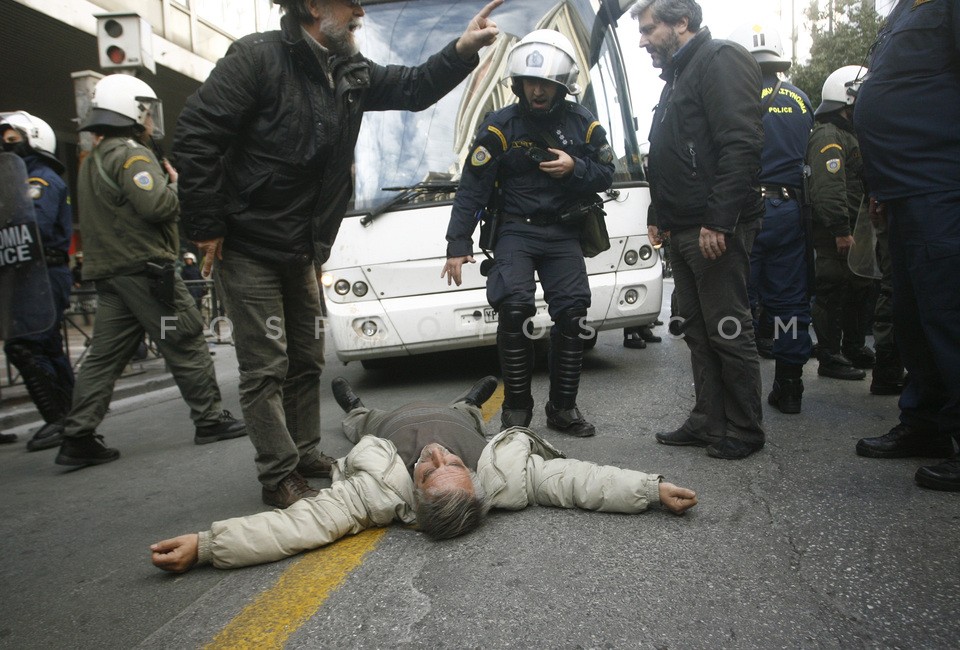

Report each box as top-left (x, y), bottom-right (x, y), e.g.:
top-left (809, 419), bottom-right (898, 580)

top-left (2, 284), bottom-right (958, 649)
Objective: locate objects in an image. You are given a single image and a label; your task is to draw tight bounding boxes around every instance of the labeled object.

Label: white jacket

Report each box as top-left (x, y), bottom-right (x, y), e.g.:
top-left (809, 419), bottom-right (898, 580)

top-left (197, 428), bottom-right (662, 568)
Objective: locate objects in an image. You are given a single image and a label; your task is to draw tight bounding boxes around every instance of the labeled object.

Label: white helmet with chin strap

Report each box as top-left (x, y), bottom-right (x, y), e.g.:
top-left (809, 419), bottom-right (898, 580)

top-left (816, 65), bottom-right (868, 116)
top-left (0, 110), bottom-right (64, 173)
top-left (79, 74), bottom-right (165, 137)
top-left (503, 29), bottom-right (581, 97)
top-left (728, 23), bottom-right (790, 73)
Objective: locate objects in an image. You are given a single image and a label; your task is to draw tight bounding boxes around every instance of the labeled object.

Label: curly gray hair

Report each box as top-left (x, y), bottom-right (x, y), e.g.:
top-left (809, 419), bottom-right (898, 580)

top-left (414, 471), bottom-right (490, 540)
top-left (629, 0), bottom-right (703, 32)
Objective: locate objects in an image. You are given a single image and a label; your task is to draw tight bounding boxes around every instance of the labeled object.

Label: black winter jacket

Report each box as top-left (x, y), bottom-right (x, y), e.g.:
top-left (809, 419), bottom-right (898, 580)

top-left (647, 29), bottom-right (764, 234)
top-left (173, 15), bottom-right (477, 266)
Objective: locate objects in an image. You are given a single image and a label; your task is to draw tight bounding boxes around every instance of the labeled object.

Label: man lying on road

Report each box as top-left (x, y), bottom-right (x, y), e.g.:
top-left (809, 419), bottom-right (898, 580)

top-left (151, 377), bottom-right (698, 572)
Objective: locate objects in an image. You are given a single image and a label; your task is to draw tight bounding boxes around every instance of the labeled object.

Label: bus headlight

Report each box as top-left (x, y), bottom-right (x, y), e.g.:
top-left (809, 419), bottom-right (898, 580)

top-left (334, 279), bottom-right (351, 295)
top-left (624, 289), bottom-right (639, 304)
top-left (624, 250), bottom-right (639, 266)
top-left (639, 245), bottom-right (653, 261)
top-left (352, 281), bottom-right (368, 297)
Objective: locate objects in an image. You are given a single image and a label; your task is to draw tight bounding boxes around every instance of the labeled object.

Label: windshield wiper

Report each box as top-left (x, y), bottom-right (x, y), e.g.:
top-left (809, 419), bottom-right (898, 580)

top-left (361, 179), bottom-right (459, 226)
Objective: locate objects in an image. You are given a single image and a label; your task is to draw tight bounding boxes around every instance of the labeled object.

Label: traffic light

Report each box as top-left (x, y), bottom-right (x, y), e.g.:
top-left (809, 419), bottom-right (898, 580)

top-left (95, 13), bottom-right (156, 74)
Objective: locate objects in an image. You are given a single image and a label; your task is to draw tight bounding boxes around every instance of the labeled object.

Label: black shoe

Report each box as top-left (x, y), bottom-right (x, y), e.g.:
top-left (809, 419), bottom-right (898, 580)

top-left (297, 452), bottom-right (336, 478)
top-left (638, 326), bottom-right (662, 343)
top-left (843, 346), bottom-right (876, 369)
top-left (706, 437), bottom-right (763, 460)
top-left (856, 423), bottom-right (955, 459)
top-left (457, 376), bottom-right (499, 408)
top-left (655, 428), bottom-right (708, 447)
top-left (55, 434), bottom-right (120, 467)
top-left (501, 408), bottom-right (532, 430)
top-left (27, 421), bottom-right (65, 451)
top-left (818, 361), bottom-right (866, 380)
top-left (870, 367), bottom-right (905, 395)
top-left (915, 458), bottom-right (960, 492)
top-left (768, 378), bottom-right (803, 414)
top-left (545, 402), bottom-right (596, 437)
top-left (0, 432), bottom-right (17, 445)
top-left (623, 335), bottom-right (647, 349)
top-left (331, 377), bottom-right (364, 413)
top-left (195, 410), bottom-right (247, 445)
top-left (261, 471), bottom-right (319, 509)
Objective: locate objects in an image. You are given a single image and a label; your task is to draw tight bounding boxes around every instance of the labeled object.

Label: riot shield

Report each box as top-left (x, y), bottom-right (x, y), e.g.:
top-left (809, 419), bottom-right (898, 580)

top-left (847, 197), bottom-right (882, 280)
top-left (0, 152), bottom-right (56, 339)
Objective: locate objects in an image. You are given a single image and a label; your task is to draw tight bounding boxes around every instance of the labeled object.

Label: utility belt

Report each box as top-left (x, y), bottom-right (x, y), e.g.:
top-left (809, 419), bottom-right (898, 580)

top-left (44, 248), bottom-right (70, 267)
top-left (760, 185), bottom-right (800, 201)
top-left (502, 212), bottom-right (561, 227)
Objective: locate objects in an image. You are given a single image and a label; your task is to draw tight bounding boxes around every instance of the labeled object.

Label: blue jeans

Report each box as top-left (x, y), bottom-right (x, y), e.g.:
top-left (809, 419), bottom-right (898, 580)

top-left (217, 249), bottom-right (325, 489)
top-left (670, 221), bottom-right (765, 445)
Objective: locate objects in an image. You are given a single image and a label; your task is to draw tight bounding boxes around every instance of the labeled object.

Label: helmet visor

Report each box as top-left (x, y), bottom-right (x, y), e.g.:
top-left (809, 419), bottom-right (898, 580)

top-left (138, 96), bottom-right (164, 139)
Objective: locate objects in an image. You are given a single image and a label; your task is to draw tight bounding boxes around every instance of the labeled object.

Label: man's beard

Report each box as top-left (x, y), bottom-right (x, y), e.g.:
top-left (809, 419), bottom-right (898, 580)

top-left (649, 31), bottom-right (681, 69)
top-left (320, 17), bottom-right (361, 56)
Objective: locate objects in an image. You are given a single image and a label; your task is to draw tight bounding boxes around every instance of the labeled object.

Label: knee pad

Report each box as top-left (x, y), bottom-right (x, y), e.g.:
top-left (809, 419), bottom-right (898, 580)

top-left (4, 341), bottom-right (37, 368)
top-left (555, 307), bottom-right (589, 338)
top-left (498, 303), bottom-right (536, 335)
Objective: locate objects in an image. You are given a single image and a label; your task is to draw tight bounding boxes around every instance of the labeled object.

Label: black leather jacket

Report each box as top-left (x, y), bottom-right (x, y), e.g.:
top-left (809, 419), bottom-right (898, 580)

top-left (174, 15), bottom-right (477, 265)
top-left (647, 29), bottom-right (764, 234)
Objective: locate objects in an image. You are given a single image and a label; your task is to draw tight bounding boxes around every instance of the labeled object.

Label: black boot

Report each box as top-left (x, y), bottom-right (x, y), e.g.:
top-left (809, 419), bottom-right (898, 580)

top-left (27, 421), bottom-right (66, 452)
top-left (5, 342), bottom-right (72, 424)
top-left (457, 376), bottom-right (499, 408)
top-left (842, 345), bottom-right (876, 369)
top-left (545, 311), bottom-right (595, 437)
top-left (55, 434), bottom-right (120, 467)
top-left (497, 304), bottom-right (536, 430)
top-left (817, 352), bottom-right (866, 380)
top-left (194, 410), bottom-right (247, 445)
top-left (768, 361), bottom-right (804, 414)
top-left (331, 377), bottom-right (364, 413)
top-left (870, 349), bottom-right (905, 395)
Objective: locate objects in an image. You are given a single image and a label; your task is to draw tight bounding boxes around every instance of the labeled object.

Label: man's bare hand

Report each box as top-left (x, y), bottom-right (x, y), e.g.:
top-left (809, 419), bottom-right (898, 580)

top-left (539, 148), bottom-right (574, 179)
top-left (835, 234), bottom-right (855, 255)
top-left (699, 227), bottom-right (726, 260)
top-left (161, 159), bottom-right (179, 184)
top-left (151, 534), bottom-right (200, 573)
top-left (455, 0), bottom-right (502, 60)
top-left (441, 255), bottom-right (475, 286)
top-left (659, 482), bottom-right (698, 515)
top-left (194, 237), bottom-right (224, 278)
top-left (648, 225), bottom-right (664, 246)
top-left (868, 197), bottom-right (885, 228)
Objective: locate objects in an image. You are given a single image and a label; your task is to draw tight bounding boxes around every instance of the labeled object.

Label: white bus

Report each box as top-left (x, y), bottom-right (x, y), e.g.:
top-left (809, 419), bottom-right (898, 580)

top-left (320, 0), bottom-right (662, 367)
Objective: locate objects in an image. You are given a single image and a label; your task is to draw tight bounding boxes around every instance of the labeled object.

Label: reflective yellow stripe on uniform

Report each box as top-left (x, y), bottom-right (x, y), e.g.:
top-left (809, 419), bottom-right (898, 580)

top-left (585, 121), bottom-right (600, 144)
top-left (820, 143), bottom-right (843, 154)
top-left (123, 155), bottom-right (152, 169)
top-left (27, 177), bottom-right (50, 186)
top-left (486, 125), bottom-right (508, 151)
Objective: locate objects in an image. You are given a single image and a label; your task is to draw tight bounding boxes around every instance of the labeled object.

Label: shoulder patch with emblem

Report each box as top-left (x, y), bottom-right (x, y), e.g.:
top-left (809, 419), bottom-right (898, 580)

top-left (133, 171), bottom-right (155, 191)
top-left (471, 145), bottom-right (492, 167)
top-left (28, 184), bottom-right (43, 200)
top-left (597, 144), bottom-right (614, 164)
top-left (825, 158), bottom-right (842, 174)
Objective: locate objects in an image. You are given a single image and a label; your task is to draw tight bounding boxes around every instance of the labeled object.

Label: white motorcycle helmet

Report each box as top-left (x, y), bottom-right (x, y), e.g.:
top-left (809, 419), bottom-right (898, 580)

top-left (503, 29), bottom-right (582, 104)
top-left (728, 23), bottom-right (790, 73)
top-left (0, 111), bottom-right (64, 173)
top-left (79, 74), bottom-right (164, 137)
top-left (815, 65), bottom-right (868, 116)
top-left (183, 252), bottom-right (197, 263)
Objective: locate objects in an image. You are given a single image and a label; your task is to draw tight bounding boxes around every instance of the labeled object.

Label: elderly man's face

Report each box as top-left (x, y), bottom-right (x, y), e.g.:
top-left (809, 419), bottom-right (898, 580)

top-left (316, 0), bottom-right (365, 56)
top-left (413, 443), bottom-right (474, 496)
top-left (637, 7), bottom-right (682, 69)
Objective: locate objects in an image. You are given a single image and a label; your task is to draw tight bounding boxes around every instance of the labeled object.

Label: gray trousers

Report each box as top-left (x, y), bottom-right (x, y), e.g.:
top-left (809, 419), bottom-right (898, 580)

top-left (342, 403), bottom-right (484, 444)
top-left (670, 221), bottom-right (765, 445)
top-left (217, 249), bottom-right (325, 490)
top-left (64, 274), bottom-right (223, 438)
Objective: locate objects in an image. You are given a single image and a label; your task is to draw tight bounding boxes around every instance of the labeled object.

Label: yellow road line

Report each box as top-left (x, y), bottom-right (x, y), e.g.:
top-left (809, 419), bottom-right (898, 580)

top-left (206, 381), bottom-right (504, 648)
top-left (205, 528), bottom-right (387, 650)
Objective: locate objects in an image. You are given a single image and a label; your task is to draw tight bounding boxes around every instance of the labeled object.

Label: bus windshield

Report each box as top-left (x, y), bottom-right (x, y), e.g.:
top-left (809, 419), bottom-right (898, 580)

top-left (351, 0), bottom-right (643, 214)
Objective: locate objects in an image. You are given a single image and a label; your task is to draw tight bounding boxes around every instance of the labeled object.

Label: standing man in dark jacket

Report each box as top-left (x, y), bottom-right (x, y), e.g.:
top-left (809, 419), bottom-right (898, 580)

top-left (442, 30), bottom-right (616, 437)
top-left (1, 111), bottom-right (76, 451)
top-left (853, 0), bottom-right (960, 492)
top-left (632, 0), bottom-right (765, 459)
top-left (173, 0), bottom-right (503, 509)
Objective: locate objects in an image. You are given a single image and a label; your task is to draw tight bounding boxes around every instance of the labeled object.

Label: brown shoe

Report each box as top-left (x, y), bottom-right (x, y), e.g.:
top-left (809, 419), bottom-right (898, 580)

top-left (297, 453), bottom-right (336, 478)
top-left (261, 471), bottom-right (319, 509)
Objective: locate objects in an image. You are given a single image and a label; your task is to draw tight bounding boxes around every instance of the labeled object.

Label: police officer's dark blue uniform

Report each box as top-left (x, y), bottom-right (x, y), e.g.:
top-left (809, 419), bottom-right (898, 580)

top-left (852, 0), bottom-right (960, 490)
top-left (728, 23), bottom-right (815, 414)
top-left (1, 112), bottom-right (75, 451)
top-left (443, 30), bottom-right (615, 435)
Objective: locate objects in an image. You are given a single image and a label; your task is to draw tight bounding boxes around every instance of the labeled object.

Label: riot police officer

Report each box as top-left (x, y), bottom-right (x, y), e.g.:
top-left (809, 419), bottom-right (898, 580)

top-left (54, 75), bottom-right (245, 468)
top-left (728, 24), bottom-right (814, 413)
top-left (0, 111), bottom-right (75, 450)
top-left (807, 65), bottom-right (875, 382)
top-left (442, 30), bottom-right (615, 436)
